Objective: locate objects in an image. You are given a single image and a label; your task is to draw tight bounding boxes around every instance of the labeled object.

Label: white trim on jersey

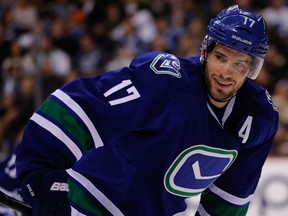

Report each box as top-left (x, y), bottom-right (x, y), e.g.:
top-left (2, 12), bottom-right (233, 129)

top-left (207, 96), bottom-right (236, 128)
top-left (197, 203), bottom-right (211, 216)
top-left (209, 183), bottom-right (253, 205)
top-left (31, 113), bottom-right (82, 161)
top-left (222, 96), bottom-right (236, 126)
top-left (67, 168), bottom-right (125, 216)
top-left (52, 89), bottom-right (104, 148)
top-left (71, 206), bottom-right (87, 216)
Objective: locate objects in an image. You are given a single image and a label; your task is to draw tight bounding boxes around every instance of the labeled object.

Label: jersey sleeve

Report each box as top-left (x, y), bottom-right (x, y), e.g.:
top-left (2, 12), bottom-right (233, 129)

top-left (16, 51), bottom-right (182, 179)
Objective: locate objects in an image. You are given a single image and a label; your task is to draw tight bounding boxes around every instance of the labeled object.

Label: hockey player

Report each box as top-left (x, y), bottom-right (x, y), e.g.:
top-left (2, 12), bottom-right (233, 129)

top-left (16, 5), bottom-right (278, 216)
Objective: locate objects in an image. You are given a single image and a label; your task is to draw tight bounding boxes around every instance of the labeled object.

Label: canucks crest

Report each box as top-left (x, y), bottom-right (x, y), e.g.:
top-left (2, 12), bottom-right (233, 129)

top-left (150, 54), bottom-right (181, 78)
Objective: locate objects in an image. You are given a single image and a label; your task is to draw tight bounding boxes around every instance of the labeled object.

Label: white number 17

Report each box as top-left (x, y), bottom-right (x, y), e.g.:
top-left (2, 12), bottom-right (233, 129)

top-left (103, 79), bottom-right (141, 106)
top-left (243, 17), bottom-right (255, 27)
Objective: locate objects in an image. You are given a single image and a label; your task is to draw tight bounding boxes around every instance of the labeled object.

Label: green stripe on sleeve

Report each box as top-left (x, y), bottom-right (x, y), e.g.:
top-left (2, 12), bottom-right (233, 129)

top-left (68, 179), bottom-right (109, 216)
top-left (200, 190), bottom-right (249, 216)
top-left (39, 98), bottom-right (94, 151)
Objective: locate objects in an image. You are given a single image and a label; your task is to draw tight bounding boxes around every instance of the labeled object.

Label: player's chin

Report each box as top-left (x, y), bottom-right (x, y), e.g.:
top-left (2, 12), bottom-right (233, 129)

top-left (210, 90), bottom-right (234, 103)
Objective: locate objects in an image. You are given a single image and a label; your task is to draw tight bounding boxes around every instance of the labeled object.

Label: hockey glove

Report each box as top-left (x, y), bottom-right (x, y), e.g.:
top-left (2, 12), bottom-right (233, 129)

top-left (19, 169), bottom-right (70, 216)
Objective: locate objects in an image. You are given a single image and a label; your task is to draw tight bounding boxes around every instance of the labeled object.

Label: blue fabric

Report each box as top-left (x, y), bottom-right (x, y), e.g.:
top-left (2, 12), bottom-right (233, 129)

top-left (20, 169), bottom-right (70, 216)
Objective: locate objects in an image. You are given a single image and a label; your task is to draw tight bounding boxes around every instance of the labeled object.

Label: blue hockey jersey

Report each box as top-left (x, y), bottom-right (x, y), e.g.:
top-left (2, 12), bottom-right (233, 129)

top-left (16, 51), bottom-right (278, 215)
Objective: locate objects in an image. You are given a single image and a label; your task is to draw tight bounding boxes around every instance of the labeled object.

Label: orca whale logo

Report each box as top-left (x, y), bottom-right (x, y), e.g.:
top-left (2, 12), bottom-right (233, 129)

top-left (150, 54), bottom-right (181, 78)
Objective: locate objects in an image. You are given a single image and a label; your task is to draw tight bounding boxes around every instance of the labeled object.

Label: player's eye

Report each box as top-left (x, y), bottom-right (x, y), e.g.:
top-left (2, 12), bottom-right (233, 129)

top-left (215, 54), bottom-right (225, 62)
top-left (232, 61), bottom-right (249, 73)
top-left (233, 62), bottom-right (244, 70)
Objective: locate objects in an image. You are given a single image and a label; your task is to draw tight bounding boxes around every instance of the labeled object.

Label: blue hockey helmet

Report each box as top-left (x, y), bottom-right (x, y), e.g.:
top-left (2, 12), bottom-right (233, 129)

top-left (201, 5), bottom-right (269, 79)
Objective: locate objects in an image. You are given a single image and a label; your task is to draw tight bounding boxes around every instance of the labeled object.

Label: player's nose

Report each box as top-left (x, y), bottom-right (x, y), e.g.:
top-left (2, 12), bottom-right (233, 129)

top-left (220, 63), bottom-right (233, 78)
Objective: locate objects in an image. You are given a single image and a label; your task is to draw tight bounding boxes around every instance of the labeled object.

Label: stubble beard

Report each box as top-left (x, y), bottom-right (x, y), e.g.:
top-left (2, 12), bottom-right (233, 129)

top-left (205, 74), bottom-right (237, 103)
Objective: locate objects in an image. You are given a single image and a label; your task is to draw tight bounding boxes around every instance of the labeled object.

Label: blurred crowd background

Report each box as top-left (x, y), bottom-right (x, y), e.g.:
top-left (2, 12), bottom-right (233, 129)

top-left (0, 0), bottom-right (288, 160)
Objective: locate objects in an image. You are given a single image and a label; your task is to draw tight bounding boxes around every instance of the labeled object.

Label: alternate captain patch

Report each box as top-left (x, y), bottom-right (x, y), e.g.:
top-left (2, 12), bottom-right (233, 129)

top-left (150, 54), bottom-right (181, 78)
top-left (164, 145), bottom-right (237, 197)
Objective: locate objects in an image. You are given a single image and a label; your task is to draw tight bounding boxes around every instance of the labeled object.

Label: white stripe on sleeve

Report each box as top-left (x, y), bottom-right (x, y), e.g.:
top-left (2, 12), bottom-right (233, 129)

top-left (31, 113), bottom-right (82, 161)
top-left (52, 89), bottom-right (104, 148)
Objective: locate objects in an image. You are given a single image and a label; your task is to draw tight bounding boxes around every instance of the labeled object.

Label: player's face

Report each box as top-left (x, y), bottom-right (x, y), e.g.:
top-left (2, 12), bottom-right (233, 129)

top-left (205, 43), bottom-right (253, 108)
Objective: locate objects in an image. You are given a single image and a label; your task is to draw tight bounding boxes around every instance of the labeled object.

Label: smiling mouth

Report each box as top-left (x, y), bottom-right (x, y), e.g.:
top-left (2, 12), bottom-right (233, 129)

top-left (214, 78), bottom-right (232, 88)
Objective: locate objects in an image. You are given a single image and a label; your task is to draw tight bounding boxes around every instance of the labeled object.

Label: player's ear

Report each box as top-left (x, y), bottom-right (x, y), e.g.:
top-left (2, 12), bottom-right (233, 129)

top-left (200, 35), bottom-right (208, 63)
top-left (200, 47), bottom-right (206, 63)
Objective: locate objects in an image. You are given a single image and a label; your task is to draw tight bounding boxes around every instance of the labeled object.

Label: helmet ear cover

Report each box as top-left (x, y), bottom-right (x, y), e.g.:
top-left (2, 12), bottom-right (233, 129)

top-left (201, 5), bottom-right (269, 79)
top-left (200, 36), bottom-right (216, 63)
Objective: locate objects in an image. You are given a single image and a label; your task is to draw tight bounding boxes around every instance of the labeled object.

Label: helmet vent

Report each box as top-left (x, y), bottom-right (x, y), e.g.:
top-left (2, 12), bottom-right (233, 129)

top-left (206, 5), bottom-right (269, 59)
top-left (235, 26), bottom-right (252, 34)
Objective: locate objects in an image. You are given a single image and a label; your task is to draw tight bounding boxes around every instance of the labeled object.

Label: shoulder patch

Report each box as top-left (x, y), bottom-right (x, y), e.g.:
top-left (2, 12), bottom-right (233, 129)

top-left (150, 54), bottom-right (181, 78)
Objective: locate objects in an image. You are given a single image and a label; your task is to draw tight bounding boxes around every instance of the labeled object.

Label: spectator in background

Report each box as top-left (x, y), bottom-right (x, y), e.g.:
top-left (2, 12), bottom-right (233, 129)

top-left (35, 36), bottom-right (71, 99)
top-left (272, 78), bottom-right (288, 155)
top-left (207, 0), bottom-right (231, 19)
top-left (254, 65), bottom-right (276, 95)
top-left (0, 42), bottom-right (36, 155)
top-left (50, 17), bottom-right (79, 57)
top-left (36, 36), bottom-right (71, 78)
top-left (89, 20), bottom-right (116, 65)
top-left (124, 0), bottom-right (157, 46)
top-left (150, 34), bottom-right (170, 53)
top-left (1, 65), bottom-right (21, 101)
top-left (176, 17), bottom-right (206, 56)
top-left (13, 74), bottom-right (35, 139)
top-left (0, 73), bottom-right (33, 157)
top-left (0, 7), bottom-right (17, 44)
top-left (260, 39), bottom-right (288, 88)
top-left (261, 0), bottom-right (288, 38)
top-left (0, 66), bottom-right (20, 148)
top-left (104, 1), bottom-right (125, 33)
top-left (104, 45), bottom-right (133, 71)
top-left (81, 0), bottom-right (95, 16)
top-left (16, 20), bottom-right (47, 55)
top-left (0, 24), bottom-right (12, 85)
top-left (153, 15), bottom-right (180, 53)
top-left (11, 0), bottom-right (38, 37)
top-left (73, 32), bottom-right (104, 77)
top-left (48, 0), bottom-right (76, 25)
top-left (1, 41), bottom-right (31, 100)
top-left (1, 41), bottom-right (36, 77)
top-left (110, 16), bottom-right (147, 57)
top-left (0, 73), bottom-right (35, 152)
top-left (67, 2), bottom-right (87, 41)
top-left (233, 0), bottom-right (254, 10)
top-left (0, 0), bottom-right (17, 18)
